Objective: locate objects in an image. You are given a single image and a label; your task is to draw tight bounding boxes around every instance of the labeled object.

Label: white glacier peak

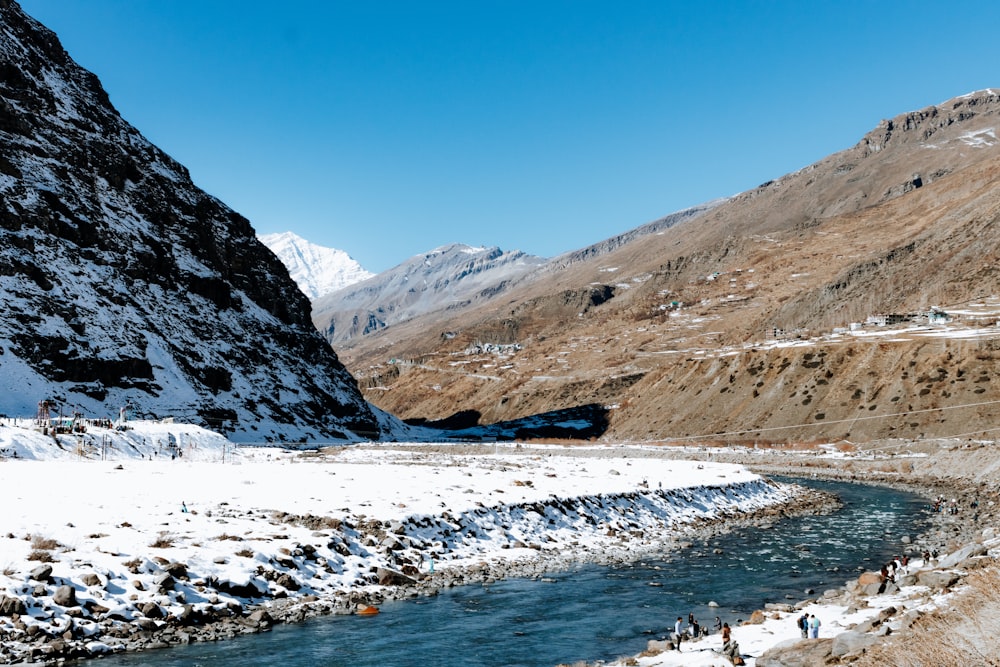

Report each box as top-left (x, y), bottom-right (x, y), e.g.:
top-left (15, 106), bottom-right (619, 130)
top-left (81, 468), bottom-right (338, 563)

top-left (259, 231), bottom-right (374, 301)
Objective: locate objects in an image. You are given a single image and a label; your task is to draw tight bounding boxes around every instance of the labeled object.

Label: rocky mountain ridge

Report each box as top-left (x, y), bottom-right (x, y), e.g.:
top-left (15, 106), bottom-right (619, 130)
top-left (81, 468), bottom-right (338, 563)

top-left (311, 243), bottom-right (546, 346)
top-left (340, 89), bottom-right (1000, 444)
top-left (0, 1), bottom-right (382, 442)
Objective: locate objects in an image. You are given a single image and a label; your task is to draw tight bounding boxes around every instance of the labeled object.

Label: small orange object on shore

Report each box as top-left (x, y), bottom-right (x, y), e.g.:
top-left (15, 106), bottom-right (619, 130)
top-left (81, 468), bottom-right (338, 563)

top-left (357, 605), bottom-right (380, 616)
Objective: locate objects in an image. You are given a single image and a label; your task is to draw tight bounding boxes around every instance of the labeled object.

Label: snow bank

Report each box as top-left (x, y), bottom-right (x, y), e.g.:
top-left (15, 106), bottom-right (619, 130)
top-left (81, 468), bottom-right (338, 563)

top-left (0, 421), bottom-right (799, 662)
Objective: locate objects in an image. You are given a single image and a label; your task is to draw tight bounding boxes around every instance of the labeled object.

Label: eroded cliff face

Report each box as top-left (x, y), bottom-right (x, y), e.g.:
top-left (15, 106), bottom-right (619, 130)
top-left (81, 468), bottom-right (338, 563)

top-left (0, 1), bottom-right (379, 441)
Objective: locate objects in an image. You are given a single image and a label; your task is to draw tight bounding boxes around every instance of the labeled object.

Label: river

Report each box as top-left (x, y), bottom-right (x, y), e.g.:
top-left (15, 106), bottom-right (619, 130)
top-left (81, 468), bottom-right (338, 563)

top-left (89, 477), bottom-right (929, 666)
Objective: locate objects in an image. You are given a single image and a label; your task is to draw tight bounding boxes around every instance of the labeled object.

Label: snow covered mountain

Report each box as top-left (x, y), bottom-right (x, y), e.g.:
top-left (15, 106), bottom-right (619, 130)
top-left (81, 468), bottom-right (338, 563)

top-left (0, 1), bottom-right (382, 442)
top-left (311, 243), bottom-right (546, 345)
top-left (258, 231), bottom-right (373, 301)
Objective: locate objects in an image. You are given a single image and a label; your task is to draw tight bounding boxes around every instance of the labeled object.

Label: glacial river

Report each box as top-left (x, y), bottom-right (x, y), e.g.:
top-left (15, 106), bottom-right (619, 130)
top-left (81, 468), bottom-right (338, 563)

top-left (91, 477), bottom-right (930, 667)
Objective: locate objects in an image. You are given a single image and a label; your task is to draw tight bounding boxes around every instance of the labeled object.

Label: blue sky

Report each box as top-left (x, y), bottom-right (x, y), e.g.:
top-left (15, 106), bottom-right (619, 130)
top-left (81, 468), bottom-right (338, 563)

top-left (19, 1), bottom-right (1000, 273)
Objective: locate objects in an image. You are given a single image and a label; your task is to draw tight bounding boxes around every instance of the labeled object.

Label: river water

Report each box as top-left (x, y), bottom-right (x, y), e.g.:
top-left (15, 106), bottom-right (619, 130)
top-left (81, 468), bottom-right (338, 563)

top-left (92, 478), bottom-right (929, 667)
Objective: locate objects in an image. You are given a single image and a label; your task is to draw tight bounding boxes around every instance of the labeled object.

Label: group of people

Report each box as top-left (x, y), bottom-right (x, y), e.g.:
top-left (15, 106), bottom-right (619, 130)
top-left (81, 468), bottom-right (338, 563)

top-left (796, 613), bottom-right (822, 638)
top-left (671, 613), bottom-right (733, 656)
top-left (879, 554), bottom-right (909, 583)
top-left (932, 495), bottom-right (960, 515)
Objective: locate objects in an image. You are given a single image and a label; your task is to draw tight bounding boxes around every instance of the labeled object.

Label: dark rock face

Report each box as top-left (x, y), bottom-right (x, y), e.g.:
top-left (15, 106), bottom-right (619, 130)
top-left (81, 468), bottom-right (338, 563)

top-left (0, 1), bottom-right (380, 441)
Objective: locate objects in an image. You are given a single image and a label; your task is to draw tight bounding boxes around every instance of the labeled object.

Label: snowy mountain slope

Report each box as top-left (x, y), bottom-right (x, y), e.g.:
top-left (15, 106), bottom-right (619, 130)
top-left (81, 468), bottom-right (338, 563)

top-left (311, 243), bottom-right (546, 345)
top-left (0, 1), bottom-right (381, 442)
top-left (258, 231), bottom-right (373, 301)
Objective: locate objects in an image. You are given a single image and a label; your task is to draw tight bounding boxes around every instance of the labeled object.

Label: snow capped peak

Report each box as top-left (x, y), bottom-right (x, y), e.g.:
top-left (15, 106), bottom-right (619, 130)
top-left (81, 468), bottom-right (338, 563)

top-left (259, 232), bottom-right (373, 302)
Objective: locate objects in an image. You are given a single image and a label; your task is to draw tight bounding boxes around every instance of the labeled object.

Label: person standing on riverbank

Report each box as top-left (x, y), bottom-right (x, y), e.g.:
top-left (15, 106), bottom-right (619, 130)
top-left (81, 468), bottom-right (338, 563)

top-left (673, 617), bottom-right (683, 651)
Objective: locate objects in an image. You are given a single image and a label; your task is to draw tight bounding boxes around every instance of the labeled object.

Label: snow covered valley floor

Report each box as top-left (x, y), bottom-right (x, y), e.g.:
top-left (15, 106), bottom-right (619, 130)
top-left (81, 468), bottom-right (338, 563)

top-left (1, 422), bottom-right (996, 666)
top-left (0, 420), bottom-right (817, 664)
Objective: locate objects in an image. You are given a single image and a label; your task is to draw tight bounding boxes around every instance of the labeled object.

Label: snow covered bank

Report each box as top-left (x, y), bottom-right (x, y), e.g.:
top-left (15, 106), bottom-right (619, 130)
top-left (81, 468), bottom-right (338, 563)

top-left (0, 421), bottom-right (804, 663)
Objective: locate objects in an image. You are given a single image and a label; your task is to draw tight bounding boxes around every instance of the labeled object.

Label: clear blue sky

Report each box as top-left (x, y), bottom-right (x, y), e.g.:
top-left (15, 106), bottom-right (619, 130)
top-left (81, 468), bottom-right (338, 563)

top-left (18, 1), bottom-right (1000, 272)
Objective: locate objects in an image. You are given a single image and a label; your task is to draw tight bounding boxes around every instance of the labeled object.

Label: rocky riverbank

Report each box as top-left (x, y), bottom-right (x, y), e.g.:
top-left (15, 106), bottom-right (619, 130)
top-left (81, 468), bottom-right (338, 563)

top-left (593, 439), bottom-right (1000, 666)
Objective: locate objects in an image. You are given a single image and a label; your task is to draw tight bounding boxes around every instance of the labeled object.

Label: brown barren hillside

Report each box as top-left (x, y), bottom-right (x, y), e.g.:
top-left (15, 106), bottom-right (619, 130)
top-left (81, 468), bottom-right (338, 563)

top-left (336, 90), bottom-right (1000, 443)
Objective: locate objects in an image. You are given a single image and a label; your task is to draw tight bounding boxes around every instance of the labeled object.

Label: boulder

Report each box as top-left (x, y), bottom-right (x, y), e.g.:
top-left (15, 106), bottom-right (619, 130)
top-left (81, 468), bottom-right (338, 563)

top-left (153, 573), bottom-right (176, 593)
top-left (745, 609), bottom-right (766, 625)
top-left (30, 564), bottom-right (53, 582)
top-left (857, 571), bottom-right (882, 586)
top-left (80, 572), bottom-right (103, 587)
top-left (244, 609), bottom-right (273, 628)
top-left (642, 639), bottom-right (672, 655)
top-left (377, 567), bottom-right (417, 587)
top-left (831, 630), bottom-right (879, 657)
top-left (52, 585), bottom-right (77, 607)
top-left (140, 602), bottom-right (164, 619)
top-left (170, 604), bottom-right (196, 626)
top-left (275, 573), bottom-right (301, 591)
top-left (164, 561), bottom-right (188, 579)
top-left (916, 570), bottom-right (960, 590)
top-left (0, 595), bottom-right (27, 616)
top-left (937, 544), bottom-right (988, 569)
top-left (757, 638), bottom-right (834, 667)
top-left (860, 582), bottom-right (883, 596)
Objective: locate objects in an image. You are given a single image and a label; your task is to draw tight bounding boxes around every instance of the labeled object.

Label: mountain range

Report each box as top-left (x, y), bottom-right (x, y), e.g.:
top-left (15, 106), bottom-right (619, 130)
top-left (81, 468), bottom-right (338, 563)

top-left (319, 89), bottom-right (1000, 443)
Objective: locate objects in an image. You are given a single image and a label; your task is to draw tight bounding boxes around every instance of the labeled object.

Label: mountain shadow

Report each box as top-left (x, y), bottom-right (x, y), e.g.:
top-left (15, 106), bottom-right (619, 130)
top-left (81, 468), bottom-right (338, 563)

top-left (406, 404), bottom-right (611, 442)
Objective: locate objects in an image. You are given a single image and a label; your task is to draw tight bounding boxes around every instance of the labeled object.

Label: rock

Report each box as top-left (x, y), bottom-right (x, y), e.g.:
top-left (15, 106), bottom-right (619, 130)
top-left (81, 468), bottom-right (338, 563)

top-left (377, 567), bottom-right (417, 587)
top-left (52, 585), bottom-right (78, 607)
top-left (141, 602), bottom-right (164, 619)
top-left (0, 595), bottom-right (27, 616)
top-left (745, 609), bottom-right (766, 625)
top-left (937, 544), bottom-right (987, 569)
top-left (164, 562), bottom-right (188, 579)
top-left (916, 570), bottom-right (961, 590)
top-left (642, 639), bottom-right (672, 655)
top-left (154, 573), bottom-right (176, 593)
top-left (244, 609), bottom-right (273, 628)
top-left (275, 573), bottom-right (301, 591)
top-left (857, 571), bottom-right (882, 586)
top-left (831, 630), bottom-right (879, 657)
top-left (707, 600), bottom-right (719, 607)
top-left (171, 604), bottom-right (196, 626)
top-left (30, 564), bottom-right (53, 582)
top-left (80, 572), bottom-right (103, 587)
top-left (901, 535), bottom-right (911, 544)
top-left (757, 638), bottom-right (833, 666)
top-left (43, 637), bottom-right (68, 656)
top-left (861, 582), bottom-right (883, 596)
